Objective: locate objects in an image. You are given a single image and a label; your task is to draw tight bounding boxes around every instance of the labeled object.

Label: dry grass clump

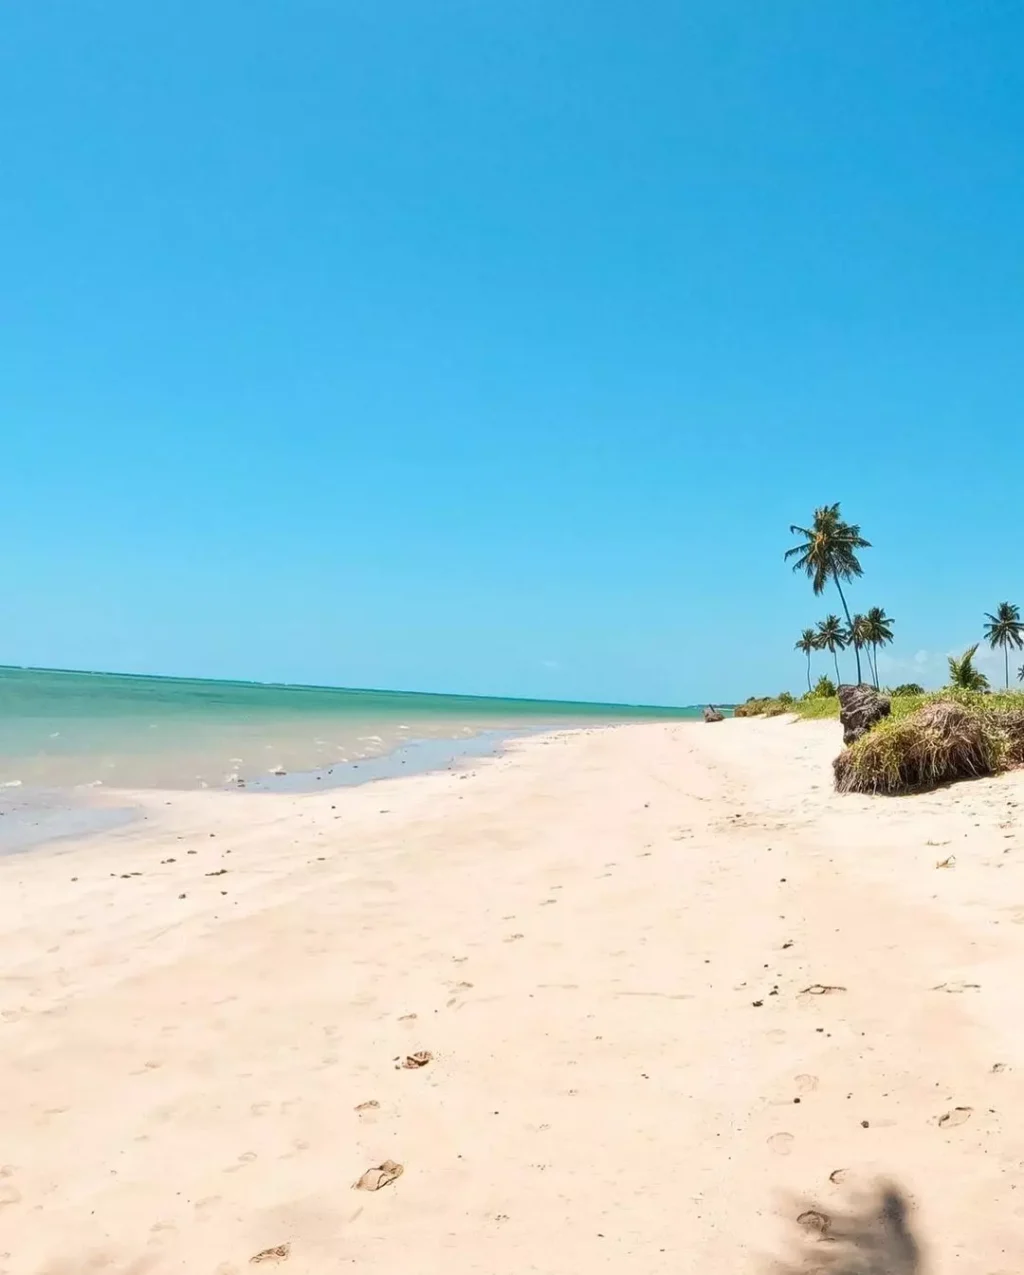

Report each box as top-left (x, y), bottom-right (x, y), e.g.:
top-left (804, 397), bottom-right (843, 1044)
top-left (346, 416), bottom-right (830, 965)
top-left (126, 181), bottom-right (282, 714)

top-left (992, 708), bottom-right (1024, 767)
top-left (834, 699), bottom-right (1007, 795)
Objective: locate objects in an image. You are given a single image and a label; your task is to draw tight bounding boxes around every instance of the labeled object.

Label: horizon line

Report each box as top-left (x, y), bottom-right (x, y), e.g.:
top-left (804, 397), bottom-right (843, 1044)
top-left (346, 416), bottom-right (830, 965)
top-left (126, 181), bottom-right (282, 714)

top-left (0, 663), bottom-right (717, 715)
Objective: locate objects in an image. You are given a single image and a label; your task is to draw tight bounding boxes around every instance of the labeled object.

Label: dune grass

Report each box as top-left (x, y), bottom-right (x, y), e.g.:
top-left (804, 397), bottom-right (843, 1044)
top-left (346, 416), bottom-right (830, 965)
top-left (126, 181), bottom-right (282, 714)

top-left (735, 687), bottom-right (1024, 794)
top-left (833, 690), bottom-right (1024, 795)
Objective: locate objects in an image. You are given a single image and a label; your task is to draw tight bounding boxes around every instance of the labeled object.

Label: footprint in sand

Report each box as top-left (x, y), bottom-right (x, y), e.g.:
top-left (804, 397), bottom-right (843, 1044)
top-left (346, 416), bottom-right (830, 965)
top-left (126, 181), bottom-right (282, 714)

top-left (767, 1132), bottom-right (794, 1156)
top-left (938, 1106), bottom-right (973, 1128)
top-left (250, 1243), bottom-right (290, 1264)
top-left (795, 1074), bottom-right (819, 1094)
top-left (399, 1051), bottom-right (432, 1069)
top-left (797, 1209), bottom-right (831, 1237)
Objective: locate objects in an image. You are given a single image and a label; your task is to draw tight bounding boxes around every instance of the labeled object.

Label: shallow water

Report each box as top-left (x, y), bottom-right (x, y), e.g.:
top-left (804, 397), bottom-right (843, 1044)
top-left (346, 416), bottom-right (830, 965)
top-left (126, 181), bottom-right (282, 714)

top-left (0, 666), bottom-right (701, 791)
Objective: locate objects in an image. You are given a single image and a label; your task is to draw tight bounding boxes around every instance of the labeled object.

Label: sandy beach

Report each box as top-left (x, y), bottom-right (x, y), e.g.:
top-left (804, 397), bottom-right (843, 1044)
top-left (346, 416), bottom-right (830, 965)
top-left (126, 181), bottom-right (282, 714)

top-left (2, 719), bottom-right (1023, 1274)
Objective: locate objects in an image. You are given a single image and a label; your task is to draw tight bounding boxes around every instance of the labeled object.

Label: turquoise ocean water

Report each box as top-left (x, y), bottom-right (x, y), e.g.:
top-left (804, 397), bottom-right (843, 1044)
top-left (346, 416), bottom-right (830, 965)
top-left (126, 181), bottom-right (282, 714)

top-left (0, 667), bottom-right (703, 791)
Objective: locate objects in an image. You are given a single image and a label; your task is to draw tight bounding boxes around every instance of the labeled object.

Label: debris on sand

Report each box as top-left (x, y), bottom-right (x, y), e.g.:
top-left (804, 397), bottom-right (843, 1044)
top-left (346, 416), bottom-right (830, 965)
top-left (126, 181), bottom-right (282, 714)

top-left (353, 1159), bottom-right (404, 1191)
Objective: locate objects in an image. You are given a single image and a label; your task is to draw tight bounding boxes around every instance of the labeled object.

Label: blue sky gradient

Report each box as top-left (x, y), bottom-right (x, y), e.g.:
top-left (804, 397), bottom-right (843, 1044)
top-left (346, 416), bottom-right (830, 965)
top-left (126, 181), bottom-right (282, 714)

top-left (3, 1), bottom-right (1023, 703)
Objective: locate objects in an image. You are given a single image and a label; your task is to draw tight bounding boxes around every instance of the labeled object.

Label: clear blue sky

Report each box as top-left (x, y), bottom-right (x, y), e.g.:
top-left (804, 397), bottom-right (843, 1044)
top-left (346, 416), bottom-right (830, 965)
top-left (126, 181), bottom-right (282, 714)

top-left (3, 1), bottom-right (1022, 704)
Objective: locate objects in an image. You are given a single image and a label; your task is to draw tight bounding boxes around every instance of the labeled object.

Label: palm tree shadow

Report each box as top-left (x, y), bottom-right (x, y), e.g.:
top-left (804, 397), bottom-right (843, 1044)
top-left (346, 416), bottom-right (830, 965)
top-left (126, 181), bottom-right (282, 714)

top-left (772, 1183), bottom-right (921, 1275)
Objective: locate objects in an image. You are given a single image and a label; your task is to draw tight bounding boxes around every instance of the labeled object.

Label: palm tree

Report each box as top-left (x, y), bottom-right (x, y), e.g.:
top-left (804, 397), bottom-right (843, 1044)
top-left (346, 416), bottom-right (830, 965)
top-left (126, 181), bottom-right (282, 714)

top-left (785, 504), bottom-right (871, 683)
top-left (863, 606), bottom-right (895, 689)
top-left (983, 602), bottom-right (1024, 690)
top-left (848, 614), bottom-right (872, 686)
top-left (816, 615), bottom-right (847, 685)
top-left (795, 628), bottom-right (818, 693)
top-left (1020, 664), bottom-right (1024, 684)
top-left (948, 644), bottom-right (990, 692)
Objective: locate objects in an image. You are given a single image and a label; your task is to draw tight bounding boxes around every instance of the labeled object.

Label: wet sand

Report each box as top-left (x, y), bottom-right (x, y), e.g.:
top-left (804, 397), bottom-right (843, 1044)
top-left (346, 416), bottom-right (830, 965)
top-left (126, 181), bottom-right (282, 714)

top-left (0, 728), bottom-right (536, 854)
top-left (1, 719), bottom-right (1023, 1273)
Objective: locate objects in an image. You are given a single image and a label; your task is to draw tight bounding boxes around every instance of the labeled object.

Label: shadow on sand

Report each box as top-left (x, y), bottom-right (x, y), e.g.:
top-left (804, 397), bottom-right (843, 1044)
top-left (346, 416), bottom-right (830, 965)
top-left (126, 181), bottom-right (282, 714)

top-left (773, 1183), bottom-right (921, 1275)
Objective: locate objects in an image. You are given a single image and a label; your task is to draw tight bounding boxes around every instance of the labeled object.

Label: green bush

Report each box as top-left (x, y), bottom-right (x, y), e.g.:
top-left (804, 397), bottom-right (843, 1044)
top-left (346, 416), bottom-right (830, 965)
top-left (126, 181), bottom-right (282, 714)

top-left (812, 674), bottom-right (837, 698)
top-left (890, 682), bottom-right (924, 697)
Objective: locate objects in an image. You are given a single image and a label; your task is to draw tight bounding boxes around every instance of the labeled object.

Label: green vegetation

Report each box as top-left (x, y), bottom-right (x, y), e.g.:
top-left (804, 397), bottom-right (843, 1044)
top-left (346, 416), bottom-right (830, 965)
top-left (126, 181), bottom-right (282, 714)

top-left (834, 691), bottom-right (1024, 795)
top-left (863, 606), bottom-right (894, 689)
top-left (983, 602), bottom-right (1024, 689)
top-left (786, 503), bottom-right (870, 682)
top-left (795, 628), bottom-right (818, 693)
top-left (849, 612), bottom-right (871, 677)
top-left (815, 615), bottom-right (847, 684)
top-left (734, 693), bottom-right (839, 720)
top-left (947, 644), bottom-right (989, 692)
top-left (835, 699), bottom-right (1001, 794)
top-left (792, 608), bottom-right (894, 691)
top-left (734, 502), bottom-right (1024, 794)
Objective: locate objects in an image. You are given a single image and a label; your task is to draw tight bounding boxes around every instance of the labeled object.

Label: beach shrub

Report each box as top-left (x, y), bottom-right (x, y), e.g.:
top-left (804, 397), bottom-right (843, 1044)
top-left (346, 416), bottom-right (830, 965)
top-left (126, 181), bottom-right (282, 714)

top-left (812, 674), bottom-right (837, 698)
top-left (890, 682), bottom-right (924, 697)
top-left (833, 698), bottom-right (1011, 795)
top-left (734, 696), bottom-right (774, 717)
top-left (947, 644), bottom-right (990, 692)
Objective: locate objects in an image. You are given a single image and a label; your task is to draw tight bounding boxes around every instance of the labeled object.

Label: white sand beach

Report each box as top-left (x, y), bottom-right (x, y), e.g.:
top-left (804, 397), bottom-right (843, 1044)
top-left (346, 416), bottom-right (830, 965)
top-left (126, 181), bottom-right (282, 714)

top-left (2, 719), bottom-right (1023, 1273)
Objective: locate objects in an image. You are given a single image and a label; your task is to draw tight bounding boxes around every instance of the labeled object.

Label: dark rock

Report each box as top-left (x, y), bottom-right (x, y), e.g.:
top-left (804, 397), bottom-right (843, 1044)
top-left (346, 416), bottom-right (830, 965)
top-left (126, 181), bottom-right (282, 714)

top-left (703, 705), bottom-right (725, 723)
top-left (837, 683), bottom-right (891, 745)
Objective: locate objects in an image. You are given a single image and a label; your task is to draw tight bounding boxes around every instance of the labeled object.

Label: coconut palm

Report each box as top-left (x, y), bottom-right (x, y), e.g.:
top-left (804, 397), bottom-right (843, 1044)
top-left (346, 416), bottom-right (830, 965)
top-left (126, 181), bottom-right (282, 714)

top-left (947, 644), bottom-right (990, 692)
top-left (983, 602), bottom-right (1024, 690)
top-left (795, 628), bottom-right (819, 693)
top-left (848, 614), bottom-right (872, 686)
top-left (816, 615), bottom-right (847, 685)
top-left (1020, 664), bottom-right (1024, 683)
top-left (785, 504), bottom-right (871, 682)
top-left (862, 606), bottom-right (895, 689)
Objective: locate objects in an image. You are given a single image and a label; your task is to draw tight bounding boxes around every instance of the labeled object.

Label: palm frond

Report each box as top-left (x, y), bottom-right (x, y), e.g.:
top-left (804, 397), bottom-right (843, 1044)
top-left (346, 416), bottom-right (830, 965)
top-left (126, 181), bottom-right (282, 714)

top-left (947, 644), bottom-right (990, 692)
top-left (785, 504), bottom-right (871, 595)
top-left (983, 602), bottom-right (1024, 651)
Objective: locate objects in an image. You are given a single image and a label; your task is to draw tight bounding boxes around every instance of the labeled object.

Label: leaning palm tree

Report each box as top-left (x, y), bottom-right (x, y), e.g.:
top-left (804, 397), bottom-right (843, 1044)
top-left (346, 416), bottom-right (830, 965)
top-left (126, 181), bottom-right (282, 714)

top-left (795, 628), bottom-right (819, 693)
top-left (785, 503), bottom-right (871, 683)
top-left (816, 615), bottom-right (847, 685)
top-left (983, 602), bottom-right (1024, 690)
top-left (863, 606), bottom-right (895, 689)
top-left (948, 644), bottom-right (990, 692)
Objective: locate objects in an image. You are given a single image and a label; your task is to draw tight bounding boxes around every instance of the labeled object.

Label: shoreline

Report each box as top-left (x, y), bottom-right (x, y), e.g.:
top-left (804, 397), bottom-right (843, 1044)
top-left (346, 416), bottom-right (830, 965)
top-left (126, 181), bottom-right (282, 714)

top-left (0, 725), bottom-right (558, 857)
top-left (2, 717), bottom-right (1023, 1271)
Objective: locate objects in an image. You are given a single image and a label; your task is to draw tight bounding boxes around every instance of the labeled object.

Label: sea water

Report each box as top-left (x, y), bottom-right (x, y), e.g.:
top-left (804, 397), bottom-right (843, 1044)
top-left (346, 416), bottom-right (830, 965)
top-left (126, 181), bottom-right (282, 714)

top-left (0, 666), bottom-right (702, 791)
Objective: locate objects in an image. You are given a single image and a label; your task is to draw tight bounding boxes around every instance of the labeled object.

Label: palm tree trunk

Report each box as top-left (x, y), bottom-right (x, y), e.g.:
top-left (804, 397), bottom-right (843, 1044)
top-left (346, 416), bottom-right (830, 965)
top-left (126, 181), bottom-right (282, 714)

top-left (806, 651), bottom-right (812, 693)
top-left (832, 573), bottom-right (862, 683)
top-left (871, 642), bottom-right (879, 689)
top-left (1006, 645), bottom-right (1010, 690)
top-left (833, 649), bottom-right (840, 684)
